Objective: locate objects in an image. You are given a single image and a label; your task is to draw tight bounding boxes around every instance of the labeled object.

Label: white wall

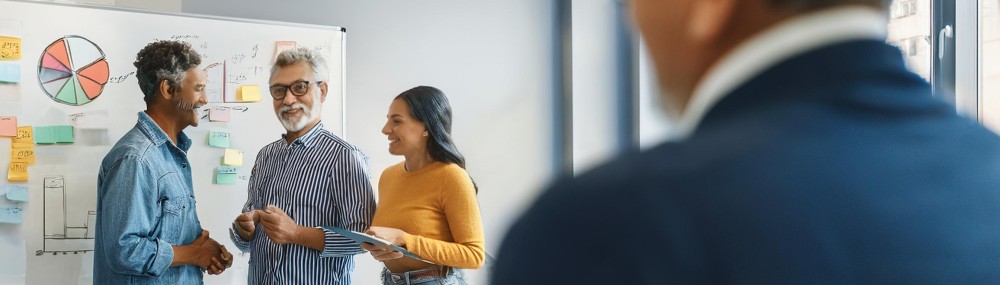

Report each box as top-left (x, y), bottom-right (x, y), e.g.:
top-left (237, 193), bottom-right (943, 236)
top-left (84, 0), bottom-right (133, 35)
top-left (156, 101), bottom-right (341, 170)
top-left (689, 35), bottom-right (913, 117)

top-left (182, 1), bottom-right (557, 284)
top-left (570, 0), bottom-right (622, 174)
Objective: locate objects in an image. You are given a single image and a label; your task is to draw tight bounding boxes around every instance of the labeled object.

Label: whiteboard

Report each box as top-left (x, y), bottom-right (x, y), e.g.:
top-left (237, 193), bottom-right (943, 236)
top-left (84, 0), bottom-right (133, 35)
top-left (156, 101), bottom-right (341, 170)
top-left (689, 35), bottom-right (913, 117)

top-left (0, 1), bottom-right (346, 284)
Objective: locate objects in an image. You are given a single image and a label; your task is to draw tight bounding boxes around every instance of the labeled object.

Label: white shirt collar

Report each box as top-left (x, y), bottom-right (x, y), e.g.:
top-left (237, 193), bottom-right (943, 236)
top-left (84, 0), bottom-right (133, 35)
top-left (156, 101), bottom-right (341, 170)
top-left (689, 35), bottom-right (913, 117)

top-left (671, 6), bottom-right (888, 141)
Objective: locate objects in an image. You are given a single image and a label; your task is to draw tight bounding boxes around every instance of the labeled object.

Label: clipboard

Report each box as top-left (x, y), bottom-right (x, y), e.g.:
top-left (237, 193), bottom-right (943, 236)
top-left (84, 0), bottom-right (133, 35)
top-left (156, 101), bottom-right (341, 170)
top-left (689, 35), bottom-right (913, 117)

top-left (322, 225), bottom-right (427, 262)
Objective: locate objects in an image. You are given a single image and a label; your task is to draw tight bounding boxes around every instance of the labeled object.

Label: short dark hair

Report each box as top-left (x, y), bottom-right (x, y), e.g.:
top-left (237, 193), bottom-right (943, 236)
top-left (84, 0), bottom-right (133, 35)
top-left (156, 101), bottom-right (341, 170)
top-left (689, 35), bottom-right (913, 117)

top-left (396, 86), bottom-right (479, 193)
top-left (767, 0), bottom-right (891, 10)
top-left (133, 40), bottom-right (201, 104)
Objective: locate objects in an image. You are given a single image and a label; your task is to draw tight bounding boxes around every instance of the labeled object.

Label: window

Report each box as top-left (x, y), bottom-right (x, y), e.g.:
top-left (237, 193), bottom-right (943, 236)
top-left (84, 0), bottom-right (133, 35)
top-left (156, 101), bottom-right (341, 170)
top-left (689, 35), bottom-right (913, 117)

top-left (887, 0), bottom-right (932, 81)
top-left (980, 0), bottom-right (1000, 131)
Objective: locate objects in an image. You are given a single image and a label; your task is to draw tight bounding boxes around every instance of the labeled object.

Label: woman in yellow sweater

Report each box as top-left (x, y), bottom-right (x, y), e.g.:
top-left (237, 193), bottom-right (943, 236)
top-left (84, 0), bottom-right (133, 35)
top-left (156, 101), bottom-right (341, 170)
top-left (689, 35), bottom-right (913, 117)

top-left (362, 86), bottom-right (485, 285)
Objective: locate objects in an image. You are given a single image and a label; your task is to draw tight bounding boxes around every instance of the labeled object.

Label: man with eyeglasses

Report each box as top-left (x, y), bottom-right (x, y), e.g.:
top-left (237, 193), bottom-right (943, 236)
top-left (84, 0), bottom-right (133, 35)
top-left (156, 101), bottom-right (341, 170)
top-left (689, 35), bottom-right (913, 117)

top-left (229, 47), bottom-right (376, 285)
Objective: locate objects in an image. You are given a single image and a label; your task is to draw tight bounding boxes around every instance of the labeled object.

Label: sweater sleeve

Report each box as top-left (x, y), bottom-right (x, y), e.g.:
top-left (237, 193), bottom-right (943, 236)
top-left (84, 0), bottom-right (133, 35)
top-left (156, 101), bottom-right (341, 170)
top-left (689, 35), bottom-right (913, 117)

top-left (402, 168), bottom-right (486, 269)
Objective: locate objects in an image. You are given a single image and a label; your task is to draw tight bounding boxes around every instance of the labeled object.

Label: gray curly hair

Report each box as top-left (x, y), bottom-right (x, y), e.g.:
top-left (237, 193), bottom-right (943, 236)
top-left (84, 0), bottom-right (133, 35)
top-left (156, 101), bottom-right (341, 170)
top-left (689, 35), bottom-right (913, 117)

top-left (133, 40), bottom-right (201, 104)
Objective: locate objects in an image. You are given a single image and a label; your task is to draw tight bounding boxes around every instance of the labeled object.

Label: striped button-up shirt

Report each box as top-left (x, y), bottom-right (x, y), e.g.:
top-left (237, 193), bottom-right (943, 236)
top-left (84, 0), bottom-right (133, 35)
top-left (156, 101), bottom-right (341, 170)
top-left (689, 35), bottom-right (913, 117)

top-left (230, 122), bottom-right (375, 285)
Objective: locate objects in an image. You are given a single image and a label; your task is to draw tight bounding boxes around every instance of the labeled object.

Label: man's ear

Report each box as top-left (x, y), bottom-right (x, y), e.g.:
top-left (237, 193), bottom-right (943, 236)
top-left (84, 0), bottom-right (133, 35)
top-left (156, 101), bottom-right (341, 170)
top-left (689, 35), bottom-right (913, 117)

top-left (158, 79), bottom-right (173, 101)
top-left (319, 81), bottom-right (328, 103)
top-left (687, 0), bottom-right (737, 46)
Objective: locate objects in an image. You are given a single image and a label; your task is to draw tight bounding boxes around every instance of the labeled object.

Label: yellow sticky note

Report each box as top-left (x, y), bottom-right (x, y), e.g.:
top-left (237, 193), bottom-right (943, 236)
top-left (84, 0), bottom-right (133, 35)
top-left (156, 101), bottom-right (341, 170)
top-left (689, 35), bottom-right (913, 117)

top-left (223, 149), bottom-right (243, 166)
top-left (11, 147), bottom-right (33, 164)
top-left (0, 36), bottom-right (21, 60)
top-left (8, 162), bottom-right (27, 181)
top-left (13, 126), bottom-right (32, 144)
top-left (238, 85), bottom-right (261, 102)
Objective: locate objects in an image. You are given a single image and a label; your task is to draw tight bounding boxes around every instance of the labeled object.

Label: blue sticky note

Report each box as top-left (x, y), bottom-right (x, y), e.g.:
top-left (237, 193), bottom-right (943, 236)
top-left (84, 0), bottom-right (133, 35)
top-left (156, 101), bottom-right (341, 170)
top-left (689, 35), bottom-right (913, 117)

top-left (53, 125), bottom-right (74, 143)
top-left (34, 126), bottom-right (55, 144)
top-left (209, 128), bottom-right (230, 148)
top-left (0, 207), bottom-right (22, 224)
top-left (215, 166), bottom-right (238, 185)
top-left (0, 63), bottom-right (19, 83)
top-left (5, 185), bottom-right (27, 202)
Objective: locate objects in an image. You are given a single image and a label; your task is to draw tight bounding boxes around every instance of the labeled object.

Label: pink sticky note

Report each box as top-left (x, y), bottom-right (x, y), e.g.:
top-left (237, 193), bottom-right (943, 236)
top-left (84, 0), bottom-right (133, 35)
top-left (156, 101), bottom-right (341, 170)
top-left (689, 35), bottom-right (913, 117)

top-left (0, 117), bottom-right (16, 137)
top-left (209, 107), bottom-right (231, 122)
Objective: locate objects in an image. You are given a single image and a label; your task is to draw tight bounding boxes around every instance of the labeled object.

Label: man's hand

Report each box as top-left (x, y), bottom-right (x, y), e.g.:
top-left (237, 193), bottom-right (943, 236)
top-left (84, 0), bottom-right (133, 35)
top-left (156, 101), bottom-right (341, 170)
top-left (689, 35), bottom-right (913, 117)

top-left (191, 230), bottom-right (223, 270)
top-left (259, 205), bottom-right (302, 245)
top-left (234, 210), bottom-right (260, 241)
top-left (205, 245), bottom-right (233, 275)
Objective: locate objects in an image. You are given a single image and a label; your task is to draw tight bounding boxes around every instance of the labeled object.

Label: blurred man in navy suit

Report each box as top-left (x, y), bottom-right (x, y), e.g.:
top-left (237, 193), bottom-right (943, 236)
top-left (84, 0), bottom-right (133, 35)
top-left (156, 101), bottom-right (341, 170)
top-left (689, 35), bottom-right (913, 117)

top-left (493, 0), bottom-right (1000, 284)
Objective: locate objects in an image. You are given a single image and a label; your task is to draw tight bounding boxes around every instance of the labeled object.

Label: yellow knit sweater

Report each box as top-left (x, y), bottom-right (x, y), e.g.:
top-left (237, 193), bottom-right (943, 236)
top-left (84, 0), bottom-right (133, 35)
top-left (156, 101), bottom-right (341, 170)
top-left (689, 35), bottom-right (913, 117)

top-left (373, 161), bottom-right (485, 272)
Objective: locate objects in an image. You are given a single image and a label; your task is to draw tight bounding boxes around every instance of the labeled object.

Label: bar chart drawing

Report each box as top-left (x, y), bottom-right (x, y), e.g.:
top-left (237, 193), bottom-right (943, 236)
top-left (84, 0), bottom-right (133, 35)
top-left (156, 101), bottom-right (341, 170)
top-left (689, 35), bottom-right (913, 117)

top-left (36, 176), bottom-right (96, 256)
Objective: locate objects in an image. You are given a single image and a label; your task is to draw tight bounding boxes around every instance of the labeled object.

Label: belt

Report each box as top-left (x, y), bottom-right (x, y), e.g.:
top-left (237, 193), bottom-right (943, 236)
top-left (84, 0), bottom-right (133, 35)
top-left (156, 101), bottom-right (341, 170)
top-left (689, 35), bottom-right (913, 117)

top-left (385, 267), bottom-right (451, 285)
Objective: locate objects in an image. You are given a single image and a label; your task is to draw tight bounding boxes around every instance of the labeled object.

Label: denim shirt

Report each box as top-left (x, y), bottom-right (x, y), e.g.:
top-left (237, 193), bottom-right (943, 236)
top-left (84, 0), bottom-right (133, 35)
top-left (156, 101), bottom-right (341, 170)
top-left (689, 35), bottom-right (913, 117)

top-left (94, 112), bottom-right (202, 285)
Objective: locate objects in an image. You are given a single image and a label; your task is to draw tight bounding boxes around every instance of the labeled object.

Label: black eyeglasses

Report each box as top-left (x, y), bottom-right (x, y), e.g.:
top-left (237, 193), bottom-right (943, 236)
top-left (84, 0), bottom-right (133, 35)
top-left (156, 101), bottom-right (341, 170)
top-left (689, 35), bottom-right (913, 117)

top-left (269, 80), bottom-right (323, 100)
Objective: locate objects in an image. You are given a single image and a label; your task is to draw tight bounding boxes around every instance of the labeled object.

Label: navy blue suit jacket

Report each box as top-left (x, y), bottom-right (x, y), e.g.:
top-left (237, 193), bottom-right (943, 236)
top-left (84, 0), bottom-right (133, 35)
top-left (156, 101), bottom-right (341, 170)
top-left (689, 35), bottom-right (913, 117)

top-left (493, 40), bottom-right (1000, 284)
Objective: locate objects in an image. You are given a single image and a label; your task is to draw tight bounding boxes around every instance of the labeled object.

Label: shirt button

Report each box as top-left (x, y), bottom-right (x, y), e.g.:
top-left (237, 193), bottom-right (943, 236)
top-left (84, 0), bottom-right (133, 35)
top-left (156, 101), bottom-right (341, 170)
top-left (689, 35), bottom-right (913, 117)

top-left (181, 163), bottom-right (188, 168)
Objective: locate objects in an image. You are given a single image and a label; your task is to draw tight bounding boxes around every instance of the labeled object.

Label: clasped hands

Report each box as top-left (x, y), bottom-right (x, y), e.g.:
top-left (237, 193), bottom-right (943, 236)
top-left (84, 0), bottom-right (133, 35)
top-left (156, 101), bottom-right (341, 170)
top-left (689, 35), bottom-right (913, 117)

top-left (188, 230), bottom-right (233, 275)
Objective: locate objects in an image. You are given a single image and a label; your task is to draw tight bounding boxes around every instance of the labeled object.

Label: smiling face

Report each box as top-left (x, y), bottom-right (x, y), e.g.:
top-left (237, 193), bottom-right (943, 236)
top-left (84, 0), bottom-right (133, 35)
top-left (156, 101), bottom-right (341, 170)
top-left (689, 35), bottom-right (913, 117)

top-left (172, 67), bottom-right (207, 128)
top-left (270, 61), bottom-right (326, 132)
top-left (381, 98), bottom-right (429, 157)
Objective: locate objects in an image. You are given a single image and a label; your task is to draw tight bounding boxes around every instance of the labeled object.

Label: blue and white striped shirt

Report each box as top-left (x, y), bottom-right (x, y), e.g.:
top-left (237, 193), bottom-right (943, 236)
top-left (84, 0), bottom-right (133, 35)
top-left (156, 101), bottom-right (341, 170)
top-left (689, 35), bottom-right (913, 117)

top-left (229, 122), bottom-right (375, 285)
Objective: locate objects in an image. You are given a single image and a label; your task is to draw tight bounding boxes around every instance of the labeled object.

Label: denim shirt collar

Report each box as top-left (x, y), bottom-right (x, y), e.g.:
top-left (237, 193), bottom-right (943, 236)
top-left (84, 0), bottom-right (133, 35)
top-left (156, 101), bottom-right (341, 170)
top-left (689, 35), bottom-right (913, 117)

top-left (281, 121), bottom-right (325, 148)
top-left (136, 111), bottom-right (192, 152)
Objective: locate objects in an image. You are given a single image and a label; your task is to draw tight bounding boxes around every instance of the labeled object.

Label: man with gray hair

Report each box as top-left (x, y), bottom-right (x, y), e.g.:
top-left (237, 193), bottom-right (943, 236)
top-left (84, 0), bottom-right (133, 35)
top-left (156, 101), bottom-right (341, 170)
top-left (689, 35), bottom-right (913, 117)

top-left (95, 40), bottom-right (233, 284)
top-left (494, 0), bottom-right (1000, 284)
top-left (229, 47), bottom-right (375, 284)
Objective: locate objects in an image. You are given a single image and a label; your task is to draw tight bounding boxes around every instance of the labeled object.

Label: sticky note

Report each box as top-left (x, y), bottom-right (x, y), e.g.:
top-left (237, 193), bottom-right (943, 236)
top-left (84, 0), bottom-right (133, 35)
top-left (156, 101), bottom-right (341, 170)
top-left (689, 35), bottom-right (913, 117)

top-left (0, 63), bottom-right (19, 83)
top-left (0, 207), bottom-right (22, 224)
top-left (0, 36), bottom-right (21, 60)
top-left (53, 125), bottom-right (74, 143)
top-left (8, 162), bottom-right (27, 181)
top-left (273, 41), bottom-right (297, 62)
top-left (33, 126), bottom-right (55, 144)
top-left (0, 116), bottom-right (15, 136)
top-left (208, 129), bottom-right (230, 148)
top-left (209, 107), bottom-right (231, 122)
top-left (5, 185), bottom-right (27, 202)
top-left (238, 85), bottom-right (261, 102)
top-left (215, 166), bottom-right (238, 185)
top-left (11, 147), bottom-right (34, 164)
top-left (14, 126), bottom-right (32, 144)
top-left (223, 149), bottom-right (243, 166)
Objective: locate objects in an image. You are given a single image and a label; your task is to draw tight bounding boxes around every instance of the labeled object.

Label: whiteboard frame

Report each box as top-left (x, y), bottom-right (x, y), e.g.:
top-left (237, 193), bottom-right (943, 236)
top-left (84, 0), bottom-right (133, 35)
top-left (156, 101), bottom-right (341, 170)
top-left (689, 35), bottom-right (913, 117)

top-left (5, 0), bottom-right (350, 137)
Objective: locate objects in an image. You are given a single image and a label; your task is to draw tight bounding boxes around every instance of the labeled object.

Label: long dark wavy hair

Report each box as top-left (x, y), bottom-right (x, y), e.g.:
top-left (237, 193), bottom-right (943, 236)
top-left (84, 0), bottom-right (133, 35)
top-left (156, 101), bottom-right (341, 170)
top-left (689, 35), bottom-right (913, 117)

top-left (396, 86), bottom-right (478, 193)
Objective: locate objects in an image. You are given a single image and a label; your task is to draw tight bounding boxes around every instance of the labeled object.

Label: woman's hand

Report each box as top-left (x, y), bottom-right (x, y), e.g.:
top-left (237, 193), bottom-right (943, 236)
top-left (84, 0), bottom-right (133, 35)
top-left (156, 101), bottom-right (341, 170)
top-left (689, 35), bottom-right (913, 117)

top-left (362, 226), bottom-right (410, 261)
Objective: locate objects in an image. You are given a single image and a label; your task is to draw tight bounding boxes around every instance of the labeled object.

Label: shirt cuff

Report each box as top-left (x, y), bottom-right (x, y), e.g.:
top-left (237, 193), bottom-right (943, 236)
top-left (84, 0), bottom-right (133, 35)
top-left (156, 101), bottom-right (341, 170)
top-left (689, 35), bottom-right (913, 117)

top-left (229, 222), bottom-right (252, 253)
top-left (148, 238), bottom-right (175, 277)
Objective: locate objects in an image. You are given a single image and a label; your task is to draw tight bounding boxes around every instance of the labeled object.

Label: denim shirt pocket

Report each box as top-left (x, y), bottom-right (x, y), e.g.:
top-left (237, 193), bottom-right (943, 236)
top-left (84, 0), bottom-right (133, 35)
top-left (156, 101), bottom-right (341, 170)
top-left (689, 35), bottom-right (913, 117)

top-left (157, 195), bottom-right (188, 244)
top-left (156, 172), bottom-right (191, 244)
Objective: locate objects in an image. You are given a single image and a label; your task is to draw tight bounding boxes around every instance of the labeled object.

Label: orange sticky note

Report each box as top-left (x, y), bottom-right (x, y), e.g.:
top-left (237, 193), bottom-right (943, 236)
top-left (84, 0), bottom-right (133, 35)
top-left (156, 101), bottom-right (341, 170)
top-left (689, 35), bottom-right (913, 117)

top-left (8, 162), bottom-right (27, 181)
top-left (11, 147), bottom-right (33, 164)
top-left (13, 126), bottom-right (32, 144)
top-left (238, 85), bottom-right (261, 102)
top-left (0, 36), bottom-right (21, 60)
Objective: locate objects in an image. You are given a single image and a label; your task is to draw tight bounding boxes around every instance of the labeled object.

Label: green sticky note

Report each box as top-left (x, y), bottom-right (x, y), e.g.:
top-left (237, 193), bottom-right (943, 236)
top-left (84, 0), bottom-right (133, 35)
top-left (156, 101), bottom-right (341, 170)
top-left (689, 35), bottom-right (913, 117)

top-left (208, 128), bottom-right (230, 148)
top-left (215, 166), bottom-right (238, 185)
top-left (53, 125), bottom-right (74, 143)
top-left (33, 126), bottom-right (55, 144)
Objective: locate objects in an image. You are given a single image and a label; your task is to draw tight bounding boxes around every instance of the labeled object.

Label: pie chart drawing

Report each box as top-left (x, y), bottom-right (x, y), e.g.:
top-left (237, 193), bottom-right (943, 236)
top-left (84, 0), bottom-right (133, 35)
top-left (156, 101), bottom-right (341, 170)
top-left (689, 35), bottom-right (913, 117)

top-left (37, 35), bottom-right (109, 106)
